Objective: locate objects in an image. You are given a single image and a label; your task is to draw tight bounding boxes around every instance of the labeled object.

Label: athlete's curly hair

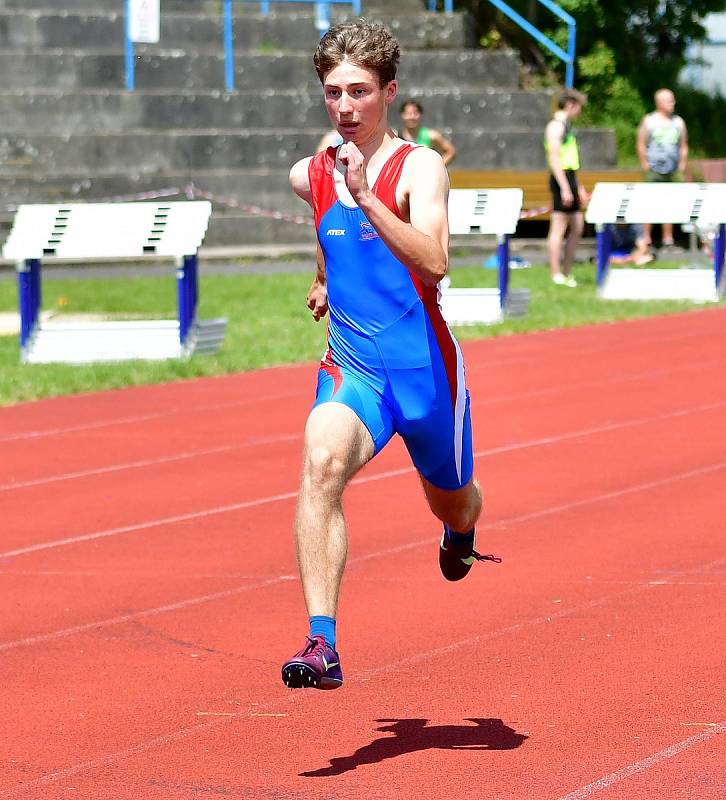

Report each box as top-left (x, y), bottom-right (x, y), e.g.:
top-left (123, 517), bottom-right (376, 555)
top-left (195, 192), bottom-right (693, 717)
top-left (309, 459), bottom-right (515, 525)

top-left (313, 19), bottom-right (400, 87)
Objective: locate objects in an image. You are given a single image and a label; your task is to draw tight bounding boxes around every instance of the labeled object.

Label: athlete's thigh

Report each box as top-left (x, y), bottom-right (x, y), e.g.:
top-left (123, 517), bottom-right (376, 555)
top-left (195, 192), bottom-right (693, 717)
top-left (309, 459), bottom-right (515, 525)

top-left (310, 365), bottom-right (395, 474)
top-left (303, 401), bottom-right (376, 480)
top-left (388, 313), bottom-right (474, 492)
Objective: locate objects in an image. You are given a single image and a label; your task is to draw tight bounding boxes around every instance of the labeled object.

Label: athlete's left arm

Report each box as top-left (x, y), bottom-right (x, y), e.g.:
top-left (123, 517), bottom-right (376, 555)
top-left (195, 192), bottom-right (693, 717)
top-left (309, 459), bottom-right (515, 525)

top-left (345, 144), bottom-right (448, 286)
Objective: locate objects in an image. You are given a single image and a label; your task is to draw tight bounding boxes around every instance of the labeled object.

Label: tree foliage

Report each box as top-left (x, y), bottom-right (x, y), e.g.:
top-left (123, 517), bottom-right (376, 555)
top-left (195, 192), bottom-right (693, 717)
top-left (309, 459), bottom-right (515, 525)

top-left (456, 0), bottom-right (726, 158)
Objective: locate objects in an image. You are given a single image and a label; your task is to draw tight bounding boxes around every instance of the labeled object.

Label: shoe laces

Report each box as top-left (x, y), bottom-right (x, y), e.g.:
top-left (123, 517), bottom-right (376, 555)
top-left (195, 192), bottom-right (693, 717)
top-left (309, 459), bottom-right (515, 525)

top-left (471, 550), bottom-right (502, 564)
top-left (301, 636), bottom-right (324, 656)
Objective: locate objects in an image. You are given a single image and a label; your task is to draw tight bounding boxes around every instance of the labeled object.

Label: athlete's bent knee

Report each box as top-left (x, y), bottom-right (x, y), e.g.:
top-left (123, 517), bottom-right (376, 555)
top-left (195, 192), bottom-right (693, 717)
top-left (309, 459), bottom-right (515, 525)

top-left (303, 444), bottom-right (349, 495)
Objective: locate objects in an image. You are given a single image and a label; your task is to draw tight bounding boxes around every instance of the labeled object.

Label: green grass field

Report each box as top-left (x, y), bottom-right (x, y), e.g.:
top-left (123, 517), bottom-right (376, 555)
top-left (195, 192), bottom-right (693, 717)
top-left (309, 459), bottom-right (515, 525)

top-left (0, 262), bottom-right (720, 406)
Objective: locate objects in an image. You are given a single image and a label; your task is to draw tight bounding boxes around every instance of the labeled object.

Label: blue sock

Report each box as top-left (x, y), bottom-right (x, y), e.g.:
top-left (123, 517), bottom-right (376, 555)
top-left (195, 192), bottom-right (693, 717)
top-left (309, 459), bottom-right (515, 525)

top-left (444, 524), bottom-right (475, 546)
top-left (309, 615), bottom-right (336, 649)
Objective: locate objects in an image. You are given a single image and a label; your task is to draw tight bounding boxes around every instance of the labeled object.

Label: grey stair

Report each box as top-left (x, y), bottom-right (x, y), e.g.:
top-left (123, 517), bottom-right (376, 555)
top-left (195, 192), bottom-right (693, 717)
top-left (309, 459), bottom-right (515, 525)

top-left (0, 127), bottom-right (615, 175)
top-left (0, 88), bottom-right (550, 133)
top-left (0, 49), bottom-right (520, 91)
top-left (0, 0), bottom-right (616, 247)
top-left (0, 9), bottom-right (475, 50)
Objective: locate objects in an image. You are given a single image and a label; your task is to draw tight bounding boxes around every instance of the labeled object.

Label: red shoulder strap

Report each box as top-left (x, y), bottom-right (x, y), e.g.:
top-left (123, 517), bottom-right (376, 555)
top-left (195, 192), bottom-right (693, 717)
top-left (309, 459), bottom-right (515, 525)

top-left (373, 144), bottom-right (417, 220)
top-left (308, 147), bottom-right (338, 229)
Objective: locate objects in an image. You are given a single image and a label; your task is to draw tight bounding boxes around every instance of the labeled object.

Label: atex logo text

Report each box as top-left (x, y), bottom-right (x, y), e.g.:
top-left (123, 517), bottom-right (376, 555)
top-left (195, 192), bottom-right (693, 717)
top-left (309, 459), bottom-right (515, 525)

top-left (326, 229), bottom-right (346, 236)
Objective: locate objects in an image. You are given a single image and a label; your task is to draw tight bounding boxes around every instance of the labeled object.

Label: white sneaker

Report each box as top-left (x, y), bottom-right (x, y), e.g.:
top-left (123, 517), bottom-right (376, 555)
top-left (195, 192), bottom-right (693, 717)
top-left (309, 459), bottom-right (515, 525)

top-left (552, 272), bottom-right (577, 287)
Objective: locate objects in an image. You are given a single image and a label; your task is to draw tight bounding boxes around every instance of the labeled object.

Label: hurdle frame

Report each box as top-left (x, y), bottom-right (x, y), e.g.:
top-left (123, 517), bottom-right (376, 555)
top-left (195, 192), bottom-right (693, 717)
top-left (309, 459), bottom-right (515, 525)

top-left (442, 188), bottom-right (528, 326)
top-left (587, 182), bottom-right (726, 302)
top-left (5, 202), bottom-right (224, 364)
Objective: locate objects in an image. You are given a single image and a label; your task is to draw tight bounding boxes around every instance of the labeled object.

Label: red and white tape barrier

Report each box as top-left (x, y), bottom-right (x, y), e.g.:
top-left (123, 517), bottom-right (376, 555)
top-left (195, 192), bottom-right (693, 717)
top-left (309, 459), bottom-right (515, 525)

top-left (1, 184), bottom-right (552, 225)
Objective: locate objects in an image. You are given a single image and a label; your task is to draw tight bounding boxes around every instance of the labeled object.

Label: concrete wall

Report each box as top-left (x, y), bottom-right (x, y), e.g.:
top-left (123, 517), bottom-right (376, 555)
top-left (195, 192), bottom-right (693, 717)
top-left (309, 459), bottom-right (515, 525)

top-left (0, 1), bottom-right (615, 246)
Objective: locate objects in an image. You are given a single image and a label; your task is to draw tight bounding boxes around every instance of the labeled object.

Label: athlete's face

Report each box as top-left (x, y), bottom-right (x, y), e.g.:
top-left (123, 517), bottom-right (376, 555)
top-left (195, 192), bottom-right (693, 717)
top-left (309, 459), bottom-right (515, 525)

top-left (322, 60), bottom-right (397, 145)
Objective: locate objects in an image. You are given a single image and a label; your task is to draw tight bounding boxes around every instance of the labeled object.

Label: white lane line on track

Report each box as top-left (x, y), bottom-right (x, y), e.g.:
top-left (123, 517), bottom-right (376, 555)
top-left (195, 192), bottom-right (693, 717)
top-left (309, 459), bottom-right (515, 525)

top-left (0, 575), bottom-right (296, 654)
top-left (2, 318), bottom-right (723, 446)
top-left (555, 722), bottom-right (726, 800)
top-left (358, 552), bottom-right (726, 678)
top-left (0, 553), bottom-right (722, 798)
top-left (0, 390), bottom-right (306, 444)
top-left (0, 434), bottom-right (299, 492)
top-left (3, 354), bottom-right (724, 490)
top-left (1, 465), bottom-right (725, 655)
top-left (2, 399), bottom-right (726, 560)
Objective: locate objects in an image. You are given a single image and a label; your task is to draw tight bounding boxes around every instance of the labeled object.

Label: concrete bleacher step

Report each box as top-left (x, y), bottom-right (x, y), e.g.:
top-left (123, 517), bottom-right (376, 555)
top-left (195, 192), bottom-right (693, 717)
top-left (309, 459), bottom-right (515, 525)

top-left (0, 88), bottom-right (551, 134)
top-left (0, 49), bottom-right (520, 91)
top-left (0, 9), bottom-right (475, 51)
top-left (0, 128), bottom-right (615, 175)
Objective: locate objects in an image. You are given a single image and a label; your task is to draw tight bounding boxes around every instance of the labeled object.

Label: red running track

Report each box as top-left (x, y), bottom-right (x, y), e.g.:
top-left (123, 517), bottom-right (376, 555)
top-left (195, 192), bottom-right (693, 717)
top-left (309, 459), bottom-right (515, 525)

top-left (0, 309), bottom-right (724, 799)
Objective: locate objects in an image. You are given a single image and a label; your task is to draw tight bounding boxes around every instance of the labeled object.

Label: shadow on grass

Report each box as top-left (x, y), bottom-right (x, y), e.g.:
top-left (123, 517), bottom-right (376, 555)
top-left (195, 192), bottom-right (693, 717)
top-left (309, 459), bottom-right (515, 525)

top-left (300, 717), bottom-right (528, 777)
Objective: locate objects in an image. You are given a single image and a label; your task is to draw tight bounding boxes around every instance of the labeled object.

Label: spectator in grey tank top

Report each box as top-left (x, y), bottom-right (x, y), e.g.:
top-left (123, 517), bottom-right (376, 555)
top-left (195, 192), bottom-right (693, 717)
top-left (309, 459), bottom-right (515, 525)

top-left (636, 89), bottom-right (689, 249)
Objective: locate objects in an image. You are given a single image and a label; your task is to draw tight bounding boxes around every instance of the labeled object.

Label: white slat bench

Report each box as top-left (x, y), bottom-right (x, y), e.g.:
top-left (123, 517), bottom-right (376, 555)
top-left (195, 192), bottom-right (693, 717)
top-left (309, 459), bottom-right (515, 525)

top-left (443, 188), bottom-right (528, 326)
top-left (585, 182), bottom-right (726, 302)
top-left (3, 201), bottom-right (227, 364)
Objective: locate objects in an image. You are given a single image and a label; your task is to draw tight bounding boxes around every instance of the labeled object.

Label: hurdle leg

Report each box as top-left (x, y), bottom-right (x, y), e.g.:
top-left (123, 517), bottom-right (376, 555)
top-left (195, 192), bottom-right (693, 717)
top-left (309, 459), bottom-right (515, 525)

top-left (595, 224), bottom-right (612, 288)
top-left (176, 256), bottom-right (191, 349)
top-left (17, 258), bottom-right (42, 355)
top-left (497, 234), bottom-right (510, 311)
top-left (715, 223), bottom-right (725, 294)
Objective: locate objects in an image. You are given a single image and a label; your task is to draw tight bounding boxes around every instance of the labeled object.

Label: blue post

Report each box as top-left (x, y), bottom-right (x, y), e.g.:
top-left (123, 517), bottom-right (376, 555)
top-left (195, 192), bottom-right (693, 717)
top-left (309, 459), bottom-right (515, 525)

top-left (187, 254), bottom-right (199, 320)
top-left (177, 258), bottom-right (191, 347)
top-left (125, 0), bottom-right (135, 91)
top-left (30, 258), bottom-right (41, 328)
top-left (224, 0), bottom-right (234, 92)
top-left (314, 3), bottom-right (331, 34)
top-left (596, 224), bottom-right (612, 287)
top-left (714, 223), bottom-right (725, 291)
top-left (260, 0), bottom-right (270, 13)
top-left (497, 234), bottom-right (510, 310)
top-left (566, 21), bottom-right (576, 87)
top-left (352, 0), bottom-right (361, 13)
top-left (17, 263), bottom-right (31, 350)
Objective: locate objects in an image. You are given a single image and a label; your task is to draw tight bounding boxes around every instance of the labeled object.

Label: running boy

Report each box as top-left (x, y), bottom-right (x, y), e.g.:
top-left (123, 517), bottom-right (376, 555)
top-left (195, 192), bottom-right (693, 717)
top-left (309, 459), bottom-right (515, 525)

top-left (281, 19), bottom-right (497, 691)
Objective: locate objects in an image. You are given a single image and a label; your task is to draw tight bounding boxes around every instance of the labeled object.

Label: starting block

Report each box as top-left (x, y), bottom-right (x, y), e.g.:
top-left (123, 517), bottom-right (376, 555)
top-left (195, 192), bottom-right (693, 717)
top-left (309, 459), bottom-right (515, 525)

top-left (586, 182), bottom-right (726, 302)
top-left (3, 201), bottom-right (227, 364)
top-left (442, 188), bottom-right (528, 325)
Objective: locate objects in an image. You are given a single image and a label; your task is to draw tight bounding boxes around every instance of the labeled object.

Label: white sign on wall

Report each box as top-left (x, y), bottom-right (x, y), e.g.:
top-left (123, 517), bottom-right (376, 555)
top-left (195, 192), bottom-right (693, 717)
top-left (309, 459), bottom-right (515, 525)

top-left (129, 0), bottom-right (160, 44)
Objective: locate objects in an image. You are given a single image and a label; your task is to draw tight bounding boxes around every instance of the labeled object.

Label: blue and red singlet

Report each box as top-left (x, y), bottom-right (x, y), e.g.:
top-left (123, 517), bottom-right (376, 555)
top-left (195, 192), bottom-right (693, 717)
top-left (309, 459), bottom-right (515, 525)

top-left (309, 143), bottom-right (473, 490)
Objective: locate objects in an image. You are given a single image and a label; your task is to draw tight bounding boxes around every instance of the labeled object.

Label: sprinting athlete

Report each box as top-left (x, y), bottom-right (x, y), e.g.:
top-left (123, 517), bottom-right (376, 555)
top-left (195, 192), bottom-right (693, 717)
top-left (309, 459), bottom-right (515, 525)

top-left (281, 19), bottom-right (498, 692)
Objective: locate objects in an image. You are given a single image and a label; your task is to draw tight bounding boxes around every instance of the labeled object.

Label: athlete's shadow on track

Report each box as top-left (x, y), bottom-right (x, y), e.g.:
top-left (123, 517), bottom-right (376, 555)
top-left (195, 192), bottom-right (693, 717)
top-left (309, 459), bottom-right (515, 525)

top-left (300, 717), bottom-right (527, 777)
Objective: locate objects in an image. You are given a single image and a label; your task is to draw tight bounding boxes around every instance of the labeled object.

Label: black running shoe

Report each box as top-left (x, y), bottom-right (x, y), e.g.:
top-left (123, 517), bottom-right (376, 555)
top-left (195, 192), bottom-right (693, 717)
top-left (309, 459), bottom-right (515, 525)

top-left (439, 527), bottom-right (501, 581)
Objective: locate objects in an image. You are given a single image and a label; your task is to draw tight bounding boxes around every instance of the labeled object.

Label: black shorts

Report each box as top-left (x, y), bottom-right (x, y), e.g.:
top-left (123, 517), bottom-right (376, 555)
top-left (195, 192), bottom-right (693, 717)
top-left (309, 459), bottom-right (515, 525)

top-left (550, 170), bottom-right (580, 213)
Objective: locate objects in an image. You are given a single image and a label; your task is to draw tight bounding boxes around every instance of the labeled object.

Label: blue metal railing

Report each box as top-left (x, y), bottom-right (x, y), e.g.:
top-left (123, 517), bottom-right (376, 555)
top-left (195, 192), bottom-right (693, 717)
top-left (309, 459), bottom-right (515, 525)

top-left (126, 0), bottom-right (362, 92)
top-left (427, 0), bottom-right (576, 87)
top-left (225, 1), bottom-right (361, 92)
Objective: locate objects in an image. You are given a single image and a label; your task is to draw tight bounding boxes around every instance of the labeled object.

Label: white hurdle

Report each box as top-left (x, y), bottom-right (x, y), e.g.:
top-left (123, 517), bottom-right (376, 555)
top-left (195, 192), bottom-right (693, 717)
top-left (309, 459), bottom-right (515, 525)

top-left (3, 201), bottom-right (227, 364)
top-left (586, 182), bottom-right (726, 302)
top-left (441, 188), bottom-right (528, 325)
